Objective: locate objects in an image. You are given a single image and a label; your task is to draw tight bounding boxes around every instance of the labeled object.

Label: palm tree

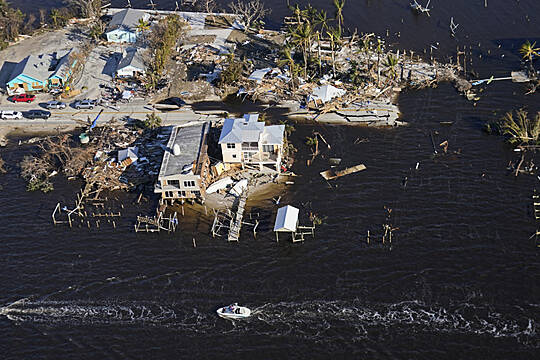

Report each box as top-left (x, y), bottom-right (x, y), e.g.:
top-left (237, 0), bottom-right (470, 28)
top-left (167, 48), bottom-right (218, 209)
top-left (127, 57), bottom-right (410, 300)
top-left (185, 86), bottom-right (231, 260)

top-left (375, 38), bottom-right (383, 86)
top-left (144, 112), bottom-right (162, 129)
top-left (278, 44), bottom-right (299, 79)
top-left (327, 26), bottom-right (342, 78)
top-left (519, 40), bottom-right (540, 75)
top-left (136, 18), bottom-right (150, 33)
top-left (50, 9), bottom-right (59, 29)
top-left (384, 54), bottom-right (399, 81)
top-left (305, 136), bottom-right (319, 155)
top-left (291, 22), bottom-right (314, 78)
top-left (519, 40), bottom-right (540, 63)
top-left (333, 0), bottom-right (346, 34)
top-left (314, 10), bottom-right (329, 75)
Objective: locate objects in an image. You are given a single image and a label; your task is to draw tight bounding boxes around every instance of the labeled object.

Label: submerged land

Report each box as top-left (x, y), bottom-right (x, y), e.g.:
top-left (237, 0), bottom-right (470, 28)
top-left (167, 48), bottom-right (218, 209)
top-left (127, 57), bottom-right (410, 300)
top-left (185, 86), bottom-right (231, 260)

top-left (0, 1), bottom-right (537, 240)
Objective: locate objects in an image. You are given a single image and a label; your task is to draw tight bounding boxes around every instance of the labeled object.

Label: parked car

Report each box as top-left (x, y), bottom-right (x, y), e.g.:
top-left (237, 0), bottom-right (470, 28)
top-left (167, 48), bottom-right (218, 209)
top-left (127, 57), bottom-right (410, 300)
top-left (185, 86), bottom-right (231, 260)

top-left (1, 111), bottom-right (23, 119)
top-left (73, 99), bottom-right (96, 110)
top-left (25, 110), bottom-right (51, 119)
top-left (45, 100), bottom-right (66, 109)
top-left (11, 94), bottom-right (36, 103)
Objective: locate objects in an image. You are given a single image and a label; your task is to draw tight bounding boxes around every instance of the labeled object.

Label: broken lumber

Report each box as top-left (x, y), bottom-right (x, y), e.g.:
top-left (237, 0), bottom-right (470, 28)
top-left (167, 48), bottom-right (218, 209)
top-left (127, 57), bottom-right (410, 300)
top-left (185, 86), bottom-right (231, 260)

top-left (320, 164), bottom-right (367, 180)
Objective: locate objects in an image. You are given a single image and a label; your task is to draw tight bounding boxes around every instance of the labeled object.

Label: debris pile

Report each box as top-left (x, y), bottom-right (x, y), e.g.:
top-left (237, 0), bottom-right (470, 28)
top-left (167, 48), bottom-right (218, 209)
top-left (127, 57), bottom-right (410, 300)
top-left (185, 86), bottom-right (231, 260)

top-left (20, 122), bottom-right (170, 193)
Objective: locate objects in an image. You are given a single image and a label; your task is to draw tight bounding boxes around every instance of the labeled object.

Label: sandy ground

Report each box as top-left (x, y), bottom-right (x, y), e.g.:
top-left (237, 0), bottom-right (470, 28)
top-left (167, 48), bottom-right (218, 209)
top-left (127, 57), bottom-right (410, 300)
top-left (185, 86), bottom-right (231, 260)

top-left (0, 25), bottom-right (132, 104)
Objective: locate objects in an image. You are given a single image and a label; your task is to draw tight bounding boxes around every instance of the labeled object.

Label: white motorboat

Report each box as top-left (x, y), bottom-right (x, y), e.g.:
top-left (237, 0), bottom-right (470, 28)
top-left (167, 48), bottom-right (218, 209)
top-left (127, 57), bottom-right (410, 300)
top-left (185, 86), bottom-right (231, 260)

top-left (216, 303), bottom-right (251, 320)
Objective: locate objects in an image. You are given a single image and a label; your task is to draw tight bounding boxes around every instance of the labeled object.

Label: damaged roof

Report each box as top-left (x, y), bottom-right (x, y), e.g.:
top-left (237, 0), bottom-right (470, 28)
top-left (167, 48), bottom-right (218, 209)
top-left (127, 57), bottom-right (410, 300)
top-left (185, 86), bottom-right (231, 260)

top-left (117, 48), bottom-right (145, 71)
top-left (218, 114), bottom-right (265, 144)
top-left (107, 8), bottom-right (148, 33)
top-left (159, 123), bottom-right (209, 178)
top-left (8, 54), bottom-right (55, 83)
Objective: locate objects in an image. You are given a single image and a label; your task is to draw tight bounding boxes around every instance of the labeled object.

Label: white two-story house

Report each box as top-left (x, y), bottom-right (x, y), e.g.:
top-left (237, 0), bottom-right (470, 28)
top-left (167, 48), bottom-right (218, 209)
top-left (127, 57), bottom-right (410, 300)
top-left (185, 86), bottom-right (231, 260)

top-left (218, 114), bottom-right (285, 173)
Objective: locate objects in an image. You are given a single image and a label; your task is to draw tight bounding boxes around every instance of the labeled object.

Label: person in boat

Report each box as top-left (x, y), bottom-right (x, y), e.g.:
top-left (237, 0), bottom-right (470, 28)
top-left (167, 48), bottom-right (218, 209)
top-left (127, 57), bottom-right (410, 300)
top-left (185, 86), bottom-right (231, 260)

top-left (235, 308), bottom-right (241, 314)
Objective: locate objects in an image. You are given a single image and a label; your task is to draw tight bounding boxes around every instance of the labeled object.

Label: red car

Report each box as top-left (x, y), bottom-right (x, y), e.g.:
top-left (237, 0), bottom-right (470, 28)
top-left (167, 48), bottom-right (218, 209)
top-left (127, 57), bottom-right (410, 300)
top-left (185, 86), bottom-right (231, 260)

top-left (11, 94), bottom-right (36, 103)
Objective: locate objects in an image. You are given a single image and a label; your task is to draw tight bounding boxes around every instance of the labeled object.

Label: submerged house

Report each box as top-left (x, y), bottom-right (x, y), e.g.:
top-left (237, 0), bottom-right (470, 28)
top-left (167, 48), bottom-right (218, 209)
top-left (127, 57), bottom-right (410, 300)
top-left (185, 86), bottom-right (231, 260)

top-left (218, 114), bottom-right (285, 172)
top-left (5, 50), bottom-right (74, 95)
top-left (116, 48), bottom-right (146, 78)
top-left (105, 8), bottom-right (149, 43)
top-left (154, 123), bottom-right (211, 201)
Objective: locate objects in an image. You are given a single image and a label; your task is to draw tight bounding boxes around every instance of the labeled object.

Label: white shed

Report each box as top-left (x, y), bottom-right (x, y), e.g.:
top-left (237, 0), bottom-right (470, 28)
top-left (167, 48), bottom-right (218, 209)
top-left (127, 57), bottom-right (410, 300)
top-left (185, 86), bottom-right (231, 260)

top-left (118, 146), bottom-right (138, 164)
top-left (274, 205), bottom-right (300, 241)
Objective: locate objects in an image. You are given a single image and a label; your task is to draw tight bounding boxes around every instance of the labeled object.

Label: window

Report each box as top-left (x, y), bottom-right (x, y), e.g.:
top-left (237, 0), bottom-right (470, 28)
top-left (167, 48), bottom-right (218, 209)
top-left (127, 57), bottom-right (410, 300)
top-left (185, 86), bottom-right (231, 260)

top-left (169, 180), bottom-right (180, 187)
top-left (227, 143), bottom-right (236, 149)
top-left (262, 145), bottom-right (274, 153)
top-left (193, 191), bottom-right (201, 197)
top-left (180, 191), bottom-right (186, 197)
top-left (183, 180), bottom-right (196, 188)
top-left (165, 191), bottom-right (173, 198)
top-left (232, 154), bottom-right (237, 159)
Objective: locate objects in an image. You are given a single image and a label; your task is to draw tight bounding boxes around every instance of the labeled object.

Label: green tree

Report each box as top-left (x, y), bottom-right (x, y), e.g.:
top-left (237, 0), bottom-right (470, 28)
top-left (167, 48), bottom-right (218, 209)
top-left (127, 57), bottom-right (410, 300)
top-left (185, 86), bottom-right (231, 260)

top-left (384, 53), bottom-right (399, 80)
top-left (326, 26), bottom-right (342, 78)
top-left (136, 18), bottom-right (150, 33)
top-left (291, 22), bottom-right (314, 78)
top-left (49, 9), bottom-right (60, 28)
top-left (519, 40), bottom-right (540, 63)
top-left (89, 20), bottom-right (105, 41)
top-left (277, 44), bottom-right (300, 86)
top-left (143, 112), bottom-right (162, 129)
top-left (333, 0), bottom-right (346, 34)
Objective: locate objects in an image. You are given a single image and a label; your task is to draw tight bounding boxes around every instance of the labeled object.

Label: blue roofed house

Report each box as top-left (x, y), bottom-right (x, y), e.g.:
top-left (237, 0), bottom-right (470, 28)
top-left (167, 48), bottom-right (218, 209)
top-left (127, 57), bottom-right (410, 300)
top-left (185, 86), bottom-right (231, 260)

top-left (218, 114), bottom-right (285, 173)
top-left (105, 8), bottom-right (149, 43)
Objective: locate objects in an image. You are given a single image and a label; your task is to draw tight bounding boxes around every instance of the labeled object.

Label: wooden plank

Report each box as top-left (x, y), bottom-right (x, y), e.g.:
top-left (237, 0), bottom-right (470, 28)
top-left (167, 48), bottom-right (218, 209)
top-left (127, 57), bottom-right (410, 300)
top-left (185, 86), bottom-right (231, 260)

top-left (320, 164), bottom-right (366, 180)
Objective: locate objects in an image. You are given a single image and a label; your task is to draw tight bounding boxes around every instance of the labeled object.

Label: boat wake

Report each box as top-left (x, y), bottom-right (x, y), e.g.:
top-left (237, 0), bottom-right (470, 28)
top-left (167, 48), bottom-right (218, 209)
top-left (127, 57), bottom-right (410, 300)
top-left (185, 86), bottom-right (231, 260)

top-left (0, 298), bottom-right (213, 330)
top-left (0, 298), bottom-right (536, 345)
top-left (250, 300), bottom-right (538, 345)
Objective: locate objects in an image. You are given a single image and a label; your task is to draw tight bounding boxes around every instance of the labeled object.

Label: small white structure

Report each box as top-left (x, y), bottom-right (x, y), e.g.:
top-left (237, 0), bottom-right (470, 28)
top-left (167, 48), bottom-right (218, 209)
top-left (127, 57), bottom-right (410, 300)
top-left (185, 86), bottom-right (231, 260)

top-left (118, 146), bottom-right (138, 164)
top-left (308, 84), bottom-right (346, 104)
top-left (274, 205), bottom-right (299, 242)
top-left (116, 48), bottom-right (146, 78)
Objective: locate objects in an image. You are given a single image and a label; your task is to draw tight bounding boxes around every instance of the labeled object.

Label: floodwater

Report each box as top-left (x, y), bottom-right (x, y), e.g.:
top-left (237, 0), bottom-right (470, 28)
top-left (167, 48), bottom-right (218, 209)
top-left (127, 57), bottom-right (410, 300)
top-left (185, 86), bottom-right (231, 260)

top-left (1, 0), bottom-right (539, 358)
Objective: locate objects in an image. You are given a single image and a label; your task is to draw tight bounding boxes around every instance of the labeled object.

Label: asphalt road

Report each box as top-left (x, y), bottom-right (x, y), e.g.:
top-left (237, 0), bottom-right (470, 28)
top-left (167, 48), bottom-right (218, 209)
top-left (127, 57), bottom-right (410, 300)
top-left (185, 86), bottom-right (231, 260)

top-left (0, 99), bottom-right (222, 128)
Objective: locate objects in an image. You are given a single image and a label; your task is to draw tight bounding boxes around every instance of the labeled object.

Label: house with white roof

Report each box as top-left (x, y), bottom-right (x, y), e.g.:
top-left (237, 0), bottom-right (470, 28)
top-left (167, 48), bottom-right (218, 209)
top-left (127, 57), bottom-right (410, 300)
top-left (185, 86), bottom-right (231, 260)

top-left (105, 8), bottom-right (149, 43)
top-left (218, 114), bottom-right (285, 173)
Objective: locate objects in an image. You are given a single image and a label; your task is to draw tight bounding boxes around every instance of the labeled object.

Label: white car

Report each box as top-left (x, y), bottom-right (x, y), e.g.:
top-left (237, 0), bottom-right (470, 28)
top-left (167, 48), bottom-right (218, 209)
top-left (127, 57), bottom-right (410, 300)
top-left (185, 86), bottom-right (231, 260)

top-left (45, 100), bottom-right (66, 109)
top-left (1, 111), bottom-right (23, 120)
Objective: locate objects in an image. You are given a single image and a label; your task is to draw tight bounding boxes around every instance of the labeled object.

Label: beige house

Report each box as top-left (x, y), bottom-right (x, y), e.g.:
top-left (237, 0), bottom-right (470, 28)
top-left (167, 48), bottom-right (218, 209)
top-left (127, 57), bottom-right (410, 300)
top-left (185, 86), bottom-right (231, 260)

top-left (218, 114), bottom-right (285, 172)
top-left (154, 123), bottom-right (211, 201)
